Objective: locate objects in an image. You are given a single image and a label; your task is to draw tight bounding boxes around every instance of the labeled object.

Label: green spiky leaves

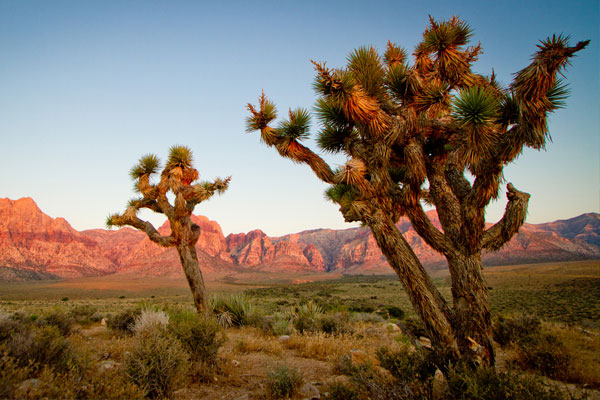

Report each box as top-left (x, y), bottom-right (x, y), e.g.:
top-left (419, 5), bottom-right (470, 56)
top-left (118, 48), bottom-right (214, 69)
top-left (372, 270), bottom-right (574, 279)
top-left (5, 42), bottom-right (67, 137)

top-left (325, 183), bottom-right (360, 206)
top-left (386, 63), bottom-right (413, 101)
top-left (314, 98), bottom-right (357, 153)
top-left (129, 154), bottom-right (161, 180)
top-left (453, 86), bottom-right (501, 169)
top-left (312, 61), bottom-right (355, 103)
top-left (278, 108), bottom-right (311, 141)
top-left (423, 16), bottom-right (473, 53)
top-left (105, 213), bottom-right (119, 228)
top-left (347, 46), bottom-right (386, 99)
top-left (546, 79), bottom-right (570, 110)
top-left (453, 86), bottom-right (499, 128)
top-left (167, 145), bottom-right (193, 169)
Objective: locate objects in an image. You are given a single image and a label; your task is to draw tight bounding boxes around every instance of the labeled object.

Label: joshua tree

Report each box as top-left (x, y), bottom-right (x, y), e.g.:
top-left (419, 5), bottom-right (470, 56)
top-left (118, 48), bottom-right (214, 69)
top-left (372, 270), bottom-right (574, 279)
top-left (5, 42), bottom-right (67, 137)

top-left (247, 16), bottom-right (588, 365)
top-left (107, 145), bottom-right (230, 314)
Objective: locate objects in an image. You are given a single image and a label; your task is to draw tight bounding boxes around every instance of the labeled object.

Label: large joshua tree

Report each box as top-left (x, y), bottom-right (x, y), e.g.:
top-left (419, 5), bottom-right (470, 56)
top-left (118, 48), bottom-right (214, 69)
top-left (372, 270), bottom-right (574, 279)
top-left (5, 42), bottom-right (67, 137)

top-left (247, 17), bottom-right (588, 365)
top-left (107, 145), bottom-right (230, 314)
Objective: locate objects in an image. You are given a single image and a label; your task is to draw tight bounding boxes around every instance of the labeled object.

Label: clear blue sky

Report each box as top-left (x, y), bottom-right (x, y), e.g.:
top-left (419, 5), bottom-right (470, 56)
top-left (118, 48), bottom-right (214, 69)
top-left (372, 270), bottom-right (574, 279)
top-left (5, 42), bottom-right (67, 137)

top-left (1, 0), bottom-right (598, 236)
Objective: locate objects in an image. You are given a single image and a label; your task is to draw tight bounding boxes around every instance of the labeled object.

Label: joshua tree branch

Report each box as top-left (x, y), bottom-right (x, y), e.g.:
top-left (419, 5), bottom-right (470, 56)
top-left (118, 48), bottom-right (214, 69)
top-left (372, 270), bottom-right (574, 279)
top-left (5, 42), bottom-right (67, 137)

top-left (482, 183), bottom-right (530, 250)
top-left (405, 204), bottom-right (456, 256)
top-left (109, 211), bottom-right (176, 248)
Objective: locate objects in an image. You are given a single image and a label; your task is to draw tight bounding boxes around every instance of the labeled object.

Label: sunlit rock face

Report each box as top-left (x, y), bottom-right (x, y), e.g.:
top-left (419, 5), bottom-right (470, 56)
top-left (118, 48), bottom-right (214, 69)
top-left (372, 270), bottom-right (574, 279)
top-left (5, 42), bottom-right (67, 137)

top-left (1, 197), bottom-right (598, 280)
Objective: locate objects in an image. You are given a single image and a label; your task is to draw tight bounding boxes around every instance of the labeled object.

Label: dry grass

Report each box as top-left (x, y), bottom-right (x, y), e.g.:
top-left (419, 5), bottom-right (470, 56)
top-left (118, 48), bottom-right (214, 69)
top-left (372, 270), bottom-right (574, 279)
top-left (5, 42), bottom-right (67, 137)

top-left (544, 322), bottom-right (600, 387)
top-left (234, 333), bottom-right (284, 356)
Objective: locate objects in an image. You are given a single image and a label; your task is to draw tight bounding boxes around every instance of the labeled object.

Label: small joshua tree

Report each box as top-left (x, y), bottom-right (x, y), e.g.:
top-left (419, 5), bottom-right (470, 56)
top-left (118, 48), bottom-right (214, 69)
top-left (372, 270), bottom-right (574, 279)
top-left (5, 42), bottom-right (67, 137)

top-left (247, 16), bottom-right (588, 365)
top-left (108, 145), bottom-right (230, 314)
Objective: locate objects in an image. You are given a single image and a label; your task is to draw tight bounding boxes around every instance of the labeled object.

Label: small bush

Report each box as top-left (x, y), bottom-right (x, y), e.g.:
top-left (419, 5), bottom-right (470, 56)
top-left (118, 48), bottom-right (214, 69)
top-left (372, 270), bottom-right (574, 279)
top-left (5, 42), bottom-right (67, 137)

top-left (319, 312), bottom-right (351, 335)
top-left (322, 378), bottom-right (360, 400)
top-left (376, 347), bottom-right (436, 385)
top-left (386, 306), bottom-right (405, 319)
top-left (399, 316), bottom-right (427, 339)
top-left (350, 312), bottom-right (385, 324)
top-left (513, 332), bottom-right (571, 379)
top-left (107, 308), bottom-right (142, 334)
top-left (0, 325), bottom-right (79, 373)
top-left (273, 317), bottom-right (294, 336)
top-left (444, 364), bottom-right (564, 400)
top-left (290, 301), bottom-right (323, 334)
top-left (132, 309), bottom-right (170, 335)
top-left (0, 355), bottom-right (34, 399)
top-left (265, 364), bottom-right (303, 399)
top-left (346, 362), bottom-right (413, 400)
top-left (0, 316), bottom-right (28, 343)
top-left (37, 309), bottom-right (75, 336)
top-left (493, 314), bottom-right (541, 347)
top-left (125, 330), bottom-right (189, 399)
top-left (168, 309), bottom-right (224, 365)
top-left (68, 304), bottom-right (99, 324)
top-left (210, 294), bottom-right (255, 327)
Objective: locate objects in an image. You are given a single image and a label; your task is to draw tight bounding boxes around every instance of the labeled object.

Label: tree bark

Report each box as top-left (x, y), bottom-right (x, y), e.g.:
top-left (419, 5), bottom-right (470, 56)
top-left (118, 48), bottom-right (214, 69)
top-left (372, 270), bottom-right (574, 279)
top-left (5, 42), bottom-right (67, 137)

top-left (447, 253), bottom-right (494, 365)
top-left (368, 214), bottom-right (460, 362)
top-left (176, 243), bottom-right (209, 315)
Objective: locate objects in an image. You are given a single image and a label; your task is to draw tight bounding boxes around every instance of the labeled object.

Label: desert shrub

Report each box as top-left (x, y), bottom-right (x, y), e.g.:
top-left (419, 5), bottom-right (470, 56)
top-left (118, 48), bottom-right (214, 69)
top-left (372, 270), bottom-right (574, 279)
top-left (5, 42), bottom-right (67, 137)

top-left (290, 301), bottom-right (323, 334)
top-left (37, 309), bottom-right (75, 336)
top-left (125, 330), bottom-right (189, 399)
top-left (265, 364), bottom-right (303, 399)
top-left (322, 378), bottom-right (360, 400)
top-left (319, 312), bottom-right (352, 335)
top-left (131, 309), bottom-right (170, 335)
top-left (444, 364), bottom-right (564, 400)
top-left (168, 309), bottom-right (224, 365)
top-left (512, 332), bottom-right (571, 379)
top-left (37, 366), bottom-right (144, 400)
top-left (8, 310), bottom-right (30, 323)
top-left (0, 307), bottom-right (9, 321)
top-left (350, 312), bottom-right (385, 324)
top-left (210, 294), bottom-right (255, 327)
top-left (0, 325), bottom-right (79, 373)
top-left (273, 317), bottom-right (294, 336)
top-left (376, 347), bottom-right (436, 385)
top-left (0, 355), bottom-right (35, 399)
top-left (493, 314), bottom-right (541, 347)
top-left (346, 362), bottom-right (414, 400)
top-left (90, 311), bottom-right (105, 322)
top-left (107, 308), bottom-right (142, 334)
top-left (0, 316), bottom-right (28, 343)
top-left (246, 312), bottom-right (274, 334)
top-left (385, 306), bottom-right (405, 319)
top-left (399, 316), bottom-right (427, 338)
top-left (68, 304), bottom-right (98, 324)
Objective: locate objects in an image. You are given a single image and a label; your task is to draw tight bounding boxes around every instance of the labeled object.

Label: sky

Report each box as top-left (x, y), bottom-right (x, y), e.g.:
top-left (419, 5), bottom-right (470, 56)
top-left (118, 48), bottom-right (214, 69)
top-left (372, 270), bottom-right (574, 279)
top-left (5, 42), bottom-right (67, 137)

top-left (0, 0), bottom-right (598, 237)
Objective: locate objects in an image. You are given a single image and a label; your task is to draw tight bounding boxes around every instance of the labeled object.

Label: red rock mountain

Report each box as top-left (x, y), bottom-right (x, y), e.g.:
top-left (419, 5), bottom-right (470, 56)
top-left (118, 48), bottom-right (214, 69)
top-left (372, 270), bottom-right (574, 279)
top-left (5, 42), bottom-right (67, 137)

top-left (0, 197), bottom-right (598, 280)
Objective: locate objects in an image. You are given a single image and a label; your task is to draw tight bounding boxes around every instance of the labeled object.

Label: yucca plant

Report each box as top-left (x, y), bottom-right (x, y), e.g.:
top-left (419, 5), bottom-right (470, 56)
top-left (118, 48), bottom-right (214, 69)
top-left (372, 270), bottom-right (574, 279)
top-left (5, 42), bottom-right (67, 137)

top-left (108, 146), bottom-right (230, 314)
top-left (247, 16), bottom-right (588, 367)
top-left (210, 294), bottom-right (255, 327)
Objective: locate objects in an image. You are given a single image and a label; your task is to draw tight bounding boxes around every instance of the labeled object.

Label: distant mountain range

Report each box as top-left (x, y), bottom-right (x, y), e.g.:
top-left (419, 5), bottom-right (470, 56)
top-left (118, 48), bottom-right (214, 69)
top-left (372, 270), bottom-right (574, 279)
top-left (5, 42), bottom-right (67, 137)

top-left (0, 197), bottom-right (598, 281)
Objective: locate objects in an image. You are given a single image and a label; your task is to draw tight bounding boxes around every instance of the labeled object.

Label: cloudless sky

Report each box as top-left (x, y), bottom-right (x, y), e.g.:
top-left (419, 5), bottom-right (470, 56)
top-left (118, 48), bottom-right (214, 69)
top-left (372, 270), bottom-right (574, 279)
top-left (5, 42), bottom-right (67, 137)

top-left (1, 0), bottom-right (598, 236)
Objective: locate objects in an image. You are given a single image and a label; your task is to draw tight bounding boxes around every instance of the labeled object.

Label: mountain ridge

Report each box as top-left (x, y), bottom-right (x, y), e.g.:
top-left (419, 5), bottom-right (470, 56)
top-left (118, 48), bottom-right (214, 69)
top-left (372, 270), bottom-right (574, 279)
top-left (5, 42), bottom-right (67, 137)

top-left (0, 197), bottom-right (598, 280)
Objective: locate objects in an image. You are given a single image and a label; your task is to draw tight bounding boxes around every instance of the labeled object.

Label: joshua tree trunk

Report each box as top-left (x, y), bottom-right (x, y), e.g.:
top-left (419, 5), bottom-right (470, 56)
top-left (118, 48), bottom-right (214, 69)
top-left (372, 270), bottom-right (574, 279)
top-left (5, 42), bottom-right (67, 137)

top-left (177, 243), bottom-right (209, 315)
top-left (447, 254), bottom-right (494, 364)
top-left (368, 213), bottom-right (460, 361)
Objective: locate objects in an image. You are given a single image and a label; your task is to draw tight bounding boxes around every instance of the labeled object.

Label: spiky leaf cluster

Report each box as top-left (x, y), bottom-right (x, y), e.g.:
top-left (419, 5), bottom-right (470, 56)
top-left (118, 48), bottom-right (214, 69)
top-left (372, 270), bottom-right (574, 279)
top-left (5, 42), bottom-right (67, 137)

top-left (278, 108), bottom-right (311, 141)
top-left (129, 154), bottom-right (161, 180)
